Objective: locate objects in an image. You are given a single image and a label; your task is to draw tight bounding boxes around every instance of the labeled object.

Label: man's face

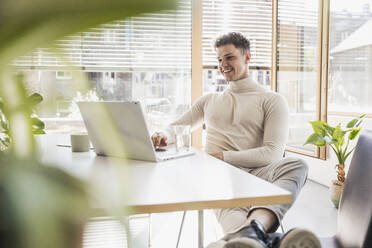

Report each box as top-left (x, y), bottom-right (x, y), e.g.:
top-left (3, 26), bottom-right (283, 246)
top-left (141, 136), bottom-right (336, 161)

top-left (217, 44), bottom-right (251, 82)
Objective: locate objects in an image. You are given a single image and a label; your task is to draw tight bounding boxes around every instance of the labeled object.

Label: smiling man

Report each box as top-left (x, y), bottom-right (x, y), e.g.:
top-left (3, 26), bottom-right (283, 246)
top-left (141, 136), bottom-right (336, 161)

top-left (152, 32), bottom-right (320, 248)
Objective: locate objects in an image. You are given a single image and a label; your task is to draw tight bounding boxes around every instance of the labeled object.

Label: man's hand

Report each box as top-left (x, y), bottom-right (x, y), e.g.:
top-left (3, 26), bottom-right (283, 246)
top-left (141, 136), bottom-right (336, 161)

top-left (151, 132), bottom-right (168, 149)
top-left (209, 152), bottom-right (224, 161)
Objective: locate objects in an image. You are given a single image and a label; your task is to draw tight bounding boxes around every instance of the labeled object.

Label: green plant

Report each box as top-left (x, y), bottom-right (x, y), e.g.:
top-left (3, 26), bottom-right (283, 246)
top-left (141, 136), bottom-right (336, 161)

top-left (0, 87), bottom-right (45, 150)
top-left (0, 0), bottom-right (176, 247)
top-left (304, 114), bottom-right (366, 182)
top-left (0, 153), bottom-right (90, 248)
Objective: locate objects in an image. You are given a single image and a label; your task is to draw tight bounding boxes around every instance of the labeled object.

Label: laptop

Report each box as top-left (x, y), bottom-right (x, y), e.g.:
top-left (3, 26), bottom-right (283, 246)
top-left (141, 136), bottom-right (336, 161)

top-left (77, 101), bottom-right (195, 162)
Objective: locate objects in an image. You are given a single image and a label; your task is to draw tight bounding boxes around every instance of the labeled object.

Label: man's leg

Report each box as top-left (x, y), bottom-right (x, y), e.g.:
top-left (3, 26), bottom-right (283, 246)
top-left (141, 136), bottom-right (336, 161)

top-left (244, 209), bottom-right (277, 232)
top-left (207, 158), bottom-right (309, 248)
top-left (248, 157), bottom-right (309, 231)
top-left (217, 157), bottom-right (308, 234)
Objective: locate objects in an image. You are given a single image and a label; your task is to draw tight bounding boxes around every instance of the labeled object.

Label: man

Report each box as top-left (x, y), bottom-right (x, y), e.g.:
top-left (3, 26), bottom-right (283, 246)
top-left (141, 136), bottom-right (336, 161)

top-left (152, 32), bottom-right (320, 248)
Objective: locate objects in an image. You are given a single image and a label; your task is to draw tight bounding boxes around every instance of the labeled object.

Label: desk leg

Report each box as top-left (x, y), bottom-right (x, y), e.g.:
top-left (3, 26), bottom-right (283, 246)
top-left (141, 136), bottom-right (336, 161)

top-left (198, 210), bottom-right (204, 248)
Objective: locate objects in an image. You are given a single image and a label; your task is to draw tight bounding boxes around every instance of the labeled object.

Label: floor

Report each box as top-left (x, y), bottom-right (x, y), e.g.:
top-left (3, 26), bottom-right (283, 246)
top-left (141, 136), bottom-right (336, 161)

top-left (82, 180), bottom-right (338, 248)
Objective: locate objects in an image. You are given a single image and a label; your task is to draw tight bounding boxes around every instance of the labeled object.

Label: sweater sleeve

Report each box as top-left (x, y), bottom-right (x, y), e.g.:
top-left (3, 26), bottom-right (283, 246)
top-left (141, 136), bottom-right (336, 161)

top-left (161, 94), bottom-right (211, 142)
top-left (171, 94), bottom-right (211, 130)
top-left (223, 94), bottom-right (289, 168)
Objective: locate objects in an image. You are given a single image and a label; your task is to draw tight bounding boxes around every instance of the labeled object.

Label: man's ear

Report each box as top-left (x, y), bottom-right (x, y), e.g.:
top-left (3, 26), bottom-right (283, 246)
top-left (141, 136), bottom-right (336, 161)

top-left (245, 52), bottom-right (251, 64)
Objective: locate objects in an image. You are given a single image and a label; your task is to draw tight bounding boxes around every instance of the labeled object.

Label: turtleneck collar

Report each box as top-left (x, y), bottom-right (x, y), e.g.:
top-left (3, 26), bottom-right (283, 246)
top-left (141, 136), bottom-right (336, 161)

top-left (227, 75), bottom-right (265, 93)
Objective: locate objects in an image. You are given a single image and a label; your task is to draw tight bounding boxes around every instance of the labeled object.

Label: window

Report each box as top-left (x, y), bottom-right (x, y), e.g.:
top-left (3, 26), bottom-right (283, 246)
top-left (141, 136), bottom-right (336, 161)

top-left (327, 0), bottom-right (372, 158)
top-left (14, 0), bottom-right (192, 133)
top-left (328, 1), bottom-right (372, 115)
top-left (276, 0), bottom-right (319, 155)
top-left (202, 0), bottom-right (273, 94)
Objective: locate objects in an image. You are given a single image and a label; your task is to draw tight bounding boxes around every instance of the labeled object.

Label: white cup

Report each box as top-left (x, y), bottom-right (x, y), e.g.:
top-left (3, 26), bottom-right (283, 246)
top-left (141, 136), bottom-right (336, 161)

top-left (70, 134), bottom-right (90, 152)
top-left (173, 125), bottom-right (191, 152)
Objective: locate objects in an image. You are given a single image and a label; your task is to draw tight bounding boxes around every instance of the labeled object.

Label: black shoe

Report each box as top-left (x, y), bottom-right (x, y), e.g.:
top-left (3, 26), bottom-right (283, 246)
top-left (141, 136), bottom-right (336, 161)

top-left (267, 228), bottom-right (321, 248)
top-left (222, 220), bottom-right (269, 248)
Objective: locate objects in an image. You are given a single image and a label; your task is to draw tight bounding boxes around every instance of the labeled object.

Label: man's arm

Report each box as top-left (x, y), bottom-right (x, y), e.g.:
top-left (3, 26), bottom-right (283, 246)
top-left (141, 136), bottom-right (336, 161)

top-left (222, 94), bottom-right (289, 168)
top-left (151, 94), bottom-right (211, 148)
top-left (209, 152), bottom-right (224, 160)
top-left (170, 94), bottom-right (212, 128)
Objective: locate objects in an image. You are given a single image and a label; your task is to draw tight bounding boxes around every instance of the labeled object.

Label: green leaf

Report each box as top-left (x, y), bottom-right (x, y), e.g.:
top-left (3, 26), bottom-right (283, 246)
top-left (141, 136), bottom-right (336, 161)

top-left (1, 119), bottom-right (9, 131)
top-left (332, 125), bottom-right (345, 146)
top-left (344, 147), bottom-right (356, 161)
top-left (324, 136), bottom-right (337, 144)
top-left (304, 133), bottom-right (327, 147)
top-left (323, 125), bottom-right (335, 136)
top-left (309, 121), bottom-right (327, 135)
top-left (346, 114), bottom-right (366, 128)
top-left (33, 129), bottom-right (46, 134)
top-left (31, 117), bottom-right (45, 130)
top-left (346, 118), bottom-right (358, 128)
top-left (0, 135), bottom-right (10, 147)
top-left (348, 128), bottom-right (361, 140)
top-left (28, 93), bottom-right (43, 106)
top-left (355, 114), bottom-right (366, 128)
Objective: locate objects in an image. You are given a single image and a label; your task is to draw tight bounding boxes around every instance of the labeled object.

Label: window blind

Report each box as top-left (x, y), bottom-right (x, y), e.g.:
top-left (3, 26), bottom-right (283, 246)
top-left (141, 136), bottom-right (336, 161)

top-left (13, 0), bottom-right (191, 71)
top-left (202, 0), bottom-right (272, 68)
top-left (277, 0), bottom-right (318, 69)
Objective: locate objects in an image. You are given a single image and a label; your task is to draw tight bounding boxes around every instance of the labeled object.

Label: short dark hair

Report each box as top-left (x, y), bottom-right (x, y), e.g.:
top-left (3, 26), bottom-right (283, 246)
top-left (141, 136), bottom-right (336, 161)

top-left (214, 32), bottom-right (250, 53)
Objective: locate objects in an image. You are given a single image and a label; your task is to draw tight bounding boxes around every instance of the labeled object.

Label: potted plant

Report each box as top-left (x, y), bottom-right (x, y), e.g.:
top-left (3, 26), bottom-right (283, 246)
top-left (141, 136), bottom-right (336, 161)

top-left (304, 114), bottom-right (365, 208)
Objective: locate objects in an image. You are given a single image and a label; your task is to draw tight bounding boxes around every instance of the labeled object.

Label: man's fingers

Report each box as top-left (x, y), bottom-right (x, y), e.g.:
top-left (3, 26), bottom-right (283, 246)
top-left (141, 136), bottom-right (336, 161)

top-left (152, 133), bottom-right (167, 148)
top-left (160, 137), bottom-right (167, 146)
top-left (151, 134), bottom-right (159, 147)
top-left (155, 137), bottom-right (161, 147)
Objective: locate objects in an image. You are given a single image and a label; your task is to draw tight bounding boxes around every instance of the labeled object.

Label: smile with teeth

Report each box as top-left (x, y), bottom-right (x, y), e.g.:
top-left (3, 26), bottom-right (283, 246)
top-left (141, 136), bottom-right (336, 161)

top-left (222, 68), bottom-right (233, 73)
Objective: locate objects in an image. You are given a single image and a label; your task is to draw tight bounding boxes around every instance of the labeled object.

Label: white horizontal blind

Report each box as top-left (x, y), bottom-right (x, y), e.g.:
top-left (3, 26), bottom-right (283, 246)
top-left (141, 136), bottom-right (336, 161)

top-left (13, 0), bottom-right (191, 71)
top-left (277, 0), bottom-right (318, 69)
top-left (202, 0), bottom-right (272, 68)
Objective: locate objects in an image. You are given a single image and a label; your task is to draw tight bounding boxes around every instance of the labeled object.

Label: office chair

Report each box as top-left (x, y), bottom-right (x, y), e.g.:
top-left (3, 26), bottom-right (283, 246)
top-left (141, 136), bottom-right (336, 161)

top-left (320, 129), bottom-right (372, 248)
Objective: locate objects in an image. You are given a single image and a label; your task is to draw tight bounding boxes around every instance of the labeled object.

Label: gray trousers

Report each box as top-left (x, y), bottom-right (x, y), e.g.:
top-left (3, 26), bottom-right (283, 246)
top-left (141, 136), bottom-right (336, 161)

top-left (215, 157), bottom-right (308, 234)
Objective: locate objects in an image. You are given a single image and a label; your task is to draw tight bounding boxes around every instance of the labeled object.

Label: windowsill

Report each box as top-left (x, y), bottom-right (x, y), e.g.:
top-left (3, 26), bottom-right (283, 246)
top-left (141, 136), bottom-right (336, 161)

top-left (41, 117), bottom-right (86, 134)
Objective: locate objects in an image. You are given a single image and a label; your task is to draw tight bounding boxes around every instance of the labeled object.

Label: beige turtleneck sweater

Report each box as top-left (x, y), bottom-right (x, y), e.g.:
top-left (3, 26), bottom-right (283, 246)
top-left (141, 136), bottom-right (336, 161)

top-left (172, 75), bottom-right (289, 169)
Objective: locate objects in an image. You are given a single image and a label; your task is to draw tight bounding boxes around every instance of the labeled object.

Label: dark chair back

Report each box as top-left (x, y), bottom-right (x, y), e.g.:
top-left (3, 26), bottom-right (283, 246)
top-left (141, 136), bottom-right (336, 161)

top-left (336, 129), bottom-right (372, 248)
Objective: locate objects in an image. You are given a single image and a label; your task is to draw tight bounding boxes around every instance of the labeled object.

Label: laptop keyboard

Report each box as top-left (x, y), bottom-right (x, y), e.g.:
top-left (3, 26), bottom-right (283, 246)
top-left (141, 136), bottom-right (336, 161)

top-left (156, 149), bottom-right (177, 158)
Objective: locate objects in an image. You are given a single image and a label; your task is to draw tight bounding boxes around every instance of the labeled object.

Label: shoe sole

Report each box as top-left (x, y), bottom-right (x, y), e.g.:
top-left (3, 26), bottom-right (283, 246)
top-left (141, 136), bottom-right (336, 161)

top-left (279, 228), bottom-right (321, 248)
top-left (224, 237), bottom-right (265, 248)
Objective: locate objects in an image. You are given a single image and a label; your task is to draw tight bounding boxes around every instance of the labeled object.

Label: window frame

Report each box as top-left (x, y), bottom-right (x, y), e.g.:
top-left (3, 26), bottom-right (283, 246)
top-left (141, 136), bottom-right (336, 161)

top-left (272, 0), bottom-right (329, 159)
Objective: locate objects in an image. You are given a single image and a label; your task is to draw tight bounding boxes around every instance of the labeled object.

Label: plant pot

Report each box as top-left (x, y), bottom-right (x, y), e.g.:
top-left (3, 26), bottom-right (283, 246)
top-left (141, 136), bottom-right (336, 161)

top-left (330, 179), bottom-right (344, 208)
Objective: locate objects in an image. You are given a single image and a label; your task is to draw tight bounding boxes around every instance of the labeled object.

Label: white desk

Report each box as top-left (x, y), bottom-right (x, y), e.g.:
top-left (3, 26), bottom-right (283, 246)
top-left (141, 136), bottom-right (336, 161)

top-left (36, 135), bottom-right (292, 247)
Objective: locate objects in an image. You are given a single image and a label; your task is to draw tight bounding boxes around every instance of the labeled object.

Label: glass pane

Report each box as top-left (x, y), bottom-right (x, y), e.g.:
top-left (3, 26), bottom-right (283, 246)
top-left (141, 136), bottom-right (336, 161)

top-left (22, 70), bottom-right (191, 134)
top-left (18, 0), bottom-right (192, 134)
top-left (328, 0), bottom-right (372, 115)
top-left (202, 0), bottom-right (272, 68)
top-left (276, 0), bottom-right (319, 154)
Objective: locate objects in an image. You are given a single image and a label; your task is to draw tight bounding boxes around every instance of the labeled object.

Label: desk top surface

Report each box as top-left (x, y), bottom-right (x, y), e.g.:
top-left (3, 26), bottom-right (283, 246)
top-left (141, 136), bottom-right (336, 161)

top-left (36, 135), bottom-right (292, 214)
